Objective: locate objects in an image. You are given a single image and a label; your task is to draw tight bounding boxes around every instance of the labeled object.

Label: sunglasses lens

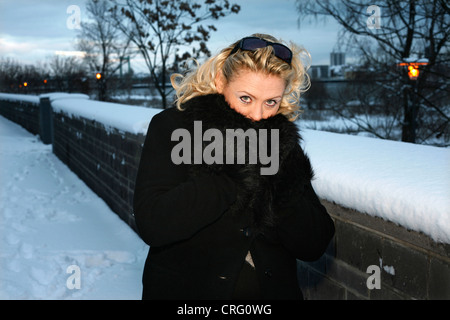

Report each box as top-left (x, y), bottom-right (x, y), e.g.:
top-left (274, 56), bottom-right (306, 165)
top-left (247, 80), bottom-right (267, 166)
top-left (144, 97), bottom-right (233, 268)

top-left (241, 38), bottom-right (267, 50)
top-left (273, 44), bottom-right (292, 63)
top-left (232, 37), bottom-right (292, 64)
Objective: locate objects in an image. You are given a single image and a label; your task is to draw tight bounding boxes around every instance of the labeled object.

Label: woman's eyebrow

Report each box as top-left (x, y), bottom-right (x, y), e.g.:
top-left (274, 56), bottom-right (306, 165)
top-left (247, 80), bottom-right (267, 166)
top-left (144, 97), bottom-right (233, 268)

top-left (237, 91), bottom-right (282, 100)
top-left (237, 91), bottom-right (255, 98)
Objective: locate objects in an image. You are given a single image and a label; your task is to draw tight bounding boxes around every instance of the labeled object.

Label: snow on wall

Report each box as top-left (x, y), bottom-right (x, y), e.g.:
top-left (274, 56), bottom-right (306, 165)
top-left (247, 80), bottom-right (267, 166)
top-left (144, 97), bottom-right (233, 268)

top-left (301, 129), bottom-right (450, 244)
top-left (0, 93), bottom-right (40, 104)
top-left (1, 93), bottom-right (449, 243)
top-left (50, 95), bottom-right (160, 135)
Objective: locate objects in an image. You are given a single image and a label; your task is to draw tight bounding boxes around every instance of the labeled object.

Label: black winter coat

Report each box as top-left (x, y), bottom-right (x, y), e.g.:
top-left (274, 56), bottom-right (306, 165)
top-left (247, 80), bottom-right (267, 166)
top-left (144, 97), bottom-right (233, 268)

top-left (133, 94), bottom-right (335, 300)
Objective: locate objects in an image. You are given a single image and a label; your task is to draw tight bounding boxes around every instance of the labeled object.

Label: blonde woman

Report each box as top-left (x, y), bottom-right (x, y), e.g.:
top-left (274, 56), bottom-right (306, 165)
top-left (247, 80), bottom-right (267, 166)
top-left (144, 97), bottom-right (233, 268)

top-left (133, 34), bottom-right (335, 300)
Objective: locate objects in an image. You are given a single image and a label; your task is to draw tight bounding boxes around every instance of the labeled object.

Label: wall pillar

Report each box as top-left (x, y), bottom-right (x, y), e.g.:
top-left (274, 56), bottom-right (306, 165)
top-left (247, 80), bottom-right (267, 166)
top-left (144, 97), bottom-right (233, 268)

top-left (39, 97), bottom-right (53, 144)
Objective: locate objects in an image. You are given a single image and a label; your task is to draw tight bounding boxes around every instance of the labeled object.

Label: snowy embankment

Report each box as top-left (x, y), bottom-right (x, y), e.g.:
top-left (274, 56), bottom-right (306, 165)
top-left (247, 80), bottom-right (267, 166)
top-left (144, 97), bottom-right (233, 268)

top-left (0, 115), bottom-right (148, 299)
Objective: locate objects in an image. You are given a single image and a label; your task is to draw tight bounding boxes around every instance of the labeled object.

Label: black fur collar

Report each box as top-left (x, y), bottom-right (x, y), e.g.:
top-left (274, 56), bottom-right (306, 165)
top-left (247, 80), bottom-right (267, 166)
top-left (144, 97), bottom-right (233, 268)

top-left (181, 94), bottom-right (300, 162)
top-left (179, 94), bottom-right (313, 232)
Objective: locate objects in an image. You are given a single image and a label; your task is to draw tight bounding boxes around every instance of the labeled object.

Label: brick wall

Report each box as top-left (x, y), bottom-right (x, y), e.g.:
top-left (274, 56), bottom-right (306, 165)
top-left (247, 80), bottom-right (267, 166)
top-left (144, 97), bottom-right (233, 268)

top-left (1, 94), bottom-right (449, 299)
top-left (0, 98), bottom-right (40, 135)
top-left (52, 110), bottom-right (145, 231)
top-left (298, 201), bottom-right (450, 300)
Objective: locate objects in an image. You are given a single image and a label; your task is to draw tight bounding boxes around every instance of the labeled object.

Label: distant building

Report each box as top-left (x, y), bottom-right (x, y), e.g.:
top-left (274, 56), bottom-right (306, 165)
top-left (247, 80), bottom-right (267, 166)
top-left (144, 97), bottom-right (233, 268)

top-left (330, 65), bottom-right (346, 78)
top-left (308, 65), bottom-right (330, 80)
top-left (330, 52), bottom-right (345, 66)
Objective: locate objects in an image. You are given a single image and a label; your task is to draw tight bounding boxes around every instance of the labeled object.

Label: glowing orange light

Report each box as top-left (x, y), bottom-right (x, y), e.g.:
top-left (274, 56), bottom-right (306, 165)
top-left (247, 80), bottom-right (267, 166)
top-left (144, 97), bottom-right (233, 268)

top-left (23, 82), bottom-right (28, 87)
top-left (43, 79), bottom-right (48, 84)
top-left (96, 73), bottom-right (102, 80)
top-left (397, 61), bottom-right (428, 80)
top-left (408, 66), bottom-right (419, 79)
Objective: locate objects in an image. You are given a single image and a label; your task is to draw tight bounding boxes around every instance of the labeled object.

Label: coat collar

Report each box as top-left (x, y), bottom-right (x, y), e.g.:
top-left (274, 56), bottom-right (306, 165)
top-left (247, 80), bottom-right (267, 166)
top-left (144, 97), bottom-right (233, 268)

top-left (178, 93), bottom-right (312, 232)
top-left (180, 93), bottom-right (301, 162)
top-left (181, 93), bottom-right (291, 129)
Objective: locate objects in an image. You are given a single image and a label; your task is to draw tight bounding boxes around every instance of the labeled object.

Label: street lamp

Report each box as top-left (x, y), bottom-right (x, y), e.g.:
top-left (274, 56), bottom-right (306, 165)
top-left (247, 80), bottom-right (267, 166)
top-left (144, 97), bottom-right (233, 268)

top-left (95, 72), bottom-right (105, 101)
top-left (397, 58), bottom-right (429, 142)
top-left (397, 59), bottom-right (429, 81)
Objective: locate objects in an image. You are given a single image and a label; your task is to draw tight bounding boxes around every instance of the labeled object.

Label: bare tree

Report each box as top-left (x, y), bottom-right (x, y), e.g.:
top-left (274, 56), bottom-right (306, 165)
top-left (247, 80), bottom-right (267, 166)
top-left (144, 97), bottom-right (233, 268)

top-left (297, 0), bottom-right (449, 145)
top-left (47, 55), bottom-right (87, 93)
top-left (76, 0), bottom-right (134, 101)
top-left (109, 0), bottom-right (240, 108)
top-left (0, 58), bottom-right (50, 94)
top-left (0, 58), bottom-right (25, 92)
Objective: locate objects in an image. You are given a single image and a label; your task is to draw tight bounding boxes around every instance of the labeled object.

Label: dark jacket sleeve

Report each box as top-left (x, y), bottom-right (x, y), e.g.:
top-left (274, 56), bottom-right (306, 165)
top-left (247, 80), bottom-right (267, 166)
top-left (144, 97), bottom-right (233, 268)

top-left (273, 145), bottom-right (335, 261)
top-left (276, 181), bottom-right (335, 261)
top-left (133, 109), bottom-right (237, 247)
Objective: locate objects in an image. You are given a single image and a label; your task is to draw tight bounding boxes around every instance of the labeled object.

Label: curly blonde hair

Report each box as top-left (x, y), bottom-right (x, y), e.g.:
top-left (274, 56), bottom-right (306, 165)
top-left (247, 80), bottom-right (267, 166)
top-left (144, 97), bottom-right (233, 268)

top-left (170, 33), bottom-right (311, 121)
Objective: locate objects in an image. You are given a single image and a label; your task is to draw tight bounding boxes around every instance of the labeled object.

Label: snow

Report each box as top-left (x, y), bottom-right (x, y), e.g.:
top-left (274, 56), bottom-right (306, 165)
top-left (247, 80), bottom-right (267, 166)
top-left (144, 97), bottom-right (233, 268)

top-left (50, 95), bottom-right (160, 135)
top-left (0, 93), bottom-right (40, 104)
top-left (0, 116), bottom-right (148, 299)
top-left (0, 92), bottom-right (161, 135)
top-left (379, 258), bottom-right (395, 276)
top-left (301, 129), bottom-right (450, 243)
top-left (39, 92), bottom-right (90, 102)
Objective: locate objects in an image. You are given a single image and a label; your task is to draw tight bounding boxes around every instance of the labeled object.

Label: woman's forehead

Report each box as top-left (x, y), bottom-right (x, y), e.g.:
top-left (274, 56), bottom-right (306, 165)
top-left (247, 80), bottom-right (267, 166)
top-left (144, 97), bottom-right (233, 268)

top-left (228, 70), bottom-right (285, 95)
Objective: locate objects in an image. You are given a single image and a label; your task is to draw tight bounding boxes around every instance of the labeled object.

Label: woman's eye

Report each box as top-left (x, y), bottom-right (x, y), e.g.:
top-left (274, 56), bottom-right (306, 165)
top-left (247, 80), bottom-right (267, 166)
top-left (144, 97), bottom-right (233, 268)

top-left (266, 100), bottom-right (278, 107)
top-left (240, 96), bottom-right (251, 104)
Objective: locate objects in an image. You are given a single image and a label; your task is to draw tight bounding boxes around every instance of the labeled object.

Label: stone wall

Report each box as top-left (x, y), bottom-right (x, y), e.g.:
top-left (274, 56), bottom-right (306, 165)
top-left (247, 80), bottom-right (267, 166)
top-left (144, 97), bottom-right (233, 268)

top-left (298, 201), bottom-right (450, 300)
top-left (52, 110), bottom-right (145, 231)
top-left (1, 94), bottom-right (449, 300)
top-left (0, 98), bottom-right (40, 136)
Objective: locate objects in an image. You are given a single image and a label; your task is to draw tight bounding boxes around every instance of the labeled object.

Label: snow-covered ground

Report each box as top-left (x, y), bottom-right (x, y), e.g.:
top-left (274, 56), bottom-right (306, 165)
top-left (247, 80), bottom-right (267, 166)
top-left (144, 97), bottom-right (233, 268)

top-left (0, 115), bottom-right (148, 299)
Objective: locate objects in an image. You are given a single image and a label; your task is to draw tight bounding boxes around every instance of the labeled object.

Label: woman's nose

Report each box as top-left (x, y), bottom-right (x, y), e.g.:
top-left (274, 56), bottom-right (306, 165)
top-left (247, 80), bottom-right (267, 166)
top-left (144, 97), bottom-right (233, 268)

top-left (248, 106), bottom-right (263, 121)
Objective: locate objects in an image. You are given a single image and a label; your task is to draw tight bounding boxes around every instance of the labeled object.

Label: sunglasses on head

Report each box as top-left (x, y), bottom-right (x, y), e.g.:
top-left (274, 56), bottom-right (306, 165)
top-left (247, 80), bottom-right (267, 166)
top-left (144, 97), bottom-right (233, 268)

top-left (229, 36), bottom-right (293, 65)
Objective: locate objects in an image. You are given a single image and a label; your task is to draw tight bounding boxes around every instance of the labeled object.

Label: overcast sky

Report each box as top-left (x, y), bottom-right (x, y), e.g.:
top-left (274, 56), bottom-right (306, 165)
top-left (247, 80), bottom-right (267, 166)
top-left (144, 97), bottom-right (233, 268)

top-left (0, 0), bottom-right (344, 72)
